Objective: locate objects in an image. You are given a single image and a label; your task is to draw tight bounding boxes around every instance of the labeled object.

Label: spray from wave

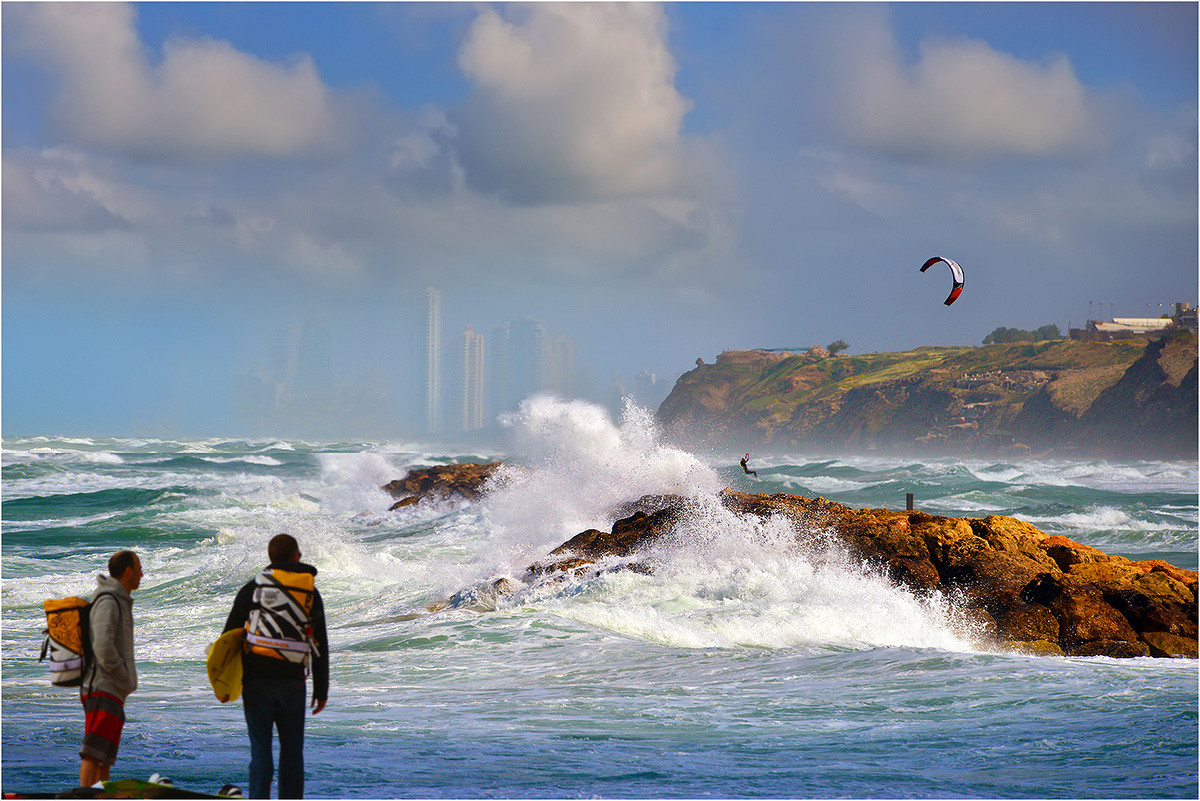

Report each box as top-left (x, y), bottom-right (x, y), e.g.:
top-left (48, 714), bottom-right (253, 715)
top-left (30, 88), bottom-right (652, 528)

top-left (460, 396), bottom-right (978, 653)
top-left (478, 396), bottom-right (722, 568)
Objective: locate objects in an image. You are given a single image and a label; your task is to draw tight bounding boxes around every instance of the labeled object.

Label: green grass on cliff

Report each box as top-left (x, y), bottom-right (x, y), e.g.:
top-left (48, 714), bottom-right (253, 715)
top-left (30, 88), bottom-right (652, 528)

top-left (666, 338), bottom-right (1164, 428)
top-left (735, 346), bottom-right (981, 422)
top-left (658, 335), bottom-right (1197, 451)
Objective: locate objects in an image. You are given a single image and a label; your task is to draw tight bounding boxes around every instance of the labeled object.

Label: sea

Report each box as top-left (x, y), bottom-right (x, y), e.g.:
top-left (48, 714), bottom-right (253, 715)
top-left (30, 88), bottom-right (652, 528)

top-left (3, 397), bottom-right (1197, 799)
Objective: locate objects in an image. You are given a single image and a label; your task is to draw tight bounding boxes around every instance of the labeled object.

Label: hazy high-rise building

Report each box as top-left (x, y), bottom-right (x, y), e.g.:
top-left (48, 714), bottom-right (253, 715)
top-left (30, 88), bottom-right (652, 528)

top-left (491, 317), bottom-right (547, 415)
top-left (635, 369), bottom-right (657, 409)
top-left (490, 321), bottom-right (510, 418)
top-left (606, 373), bottom-right (628, 420)
top-left (546, 335), bottom-right (576, 399)
top-left (295, 319), bottom-right (332, 396)
top-left (423, 286), bottom-right (442, 433)
top-left (271, 327), bottom-right (297, 386)
top-left (267, 319), bottom-right (332, 405)
top-left (246, 318), bottom-right (335, 435)
top-left (458, 325), bottom-right (485, 433)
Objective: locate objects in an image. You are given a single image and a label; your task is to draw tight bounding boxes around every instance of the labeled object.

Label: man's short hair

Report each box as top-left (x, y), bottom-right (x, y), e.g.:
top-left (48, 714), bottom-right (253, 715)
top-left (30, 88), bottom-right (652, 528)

top-left (268, 534), bottom-right (300, 564)
top-left (108, 551), bottom-right (138, 578)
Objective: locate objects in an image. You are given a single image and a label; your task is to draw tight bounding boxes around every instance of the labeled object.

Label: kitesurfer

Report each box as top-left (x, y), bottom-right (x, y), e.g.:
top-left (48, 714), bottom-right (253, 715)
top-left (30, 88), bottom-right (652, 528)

top-left (740, 454), bottom-right (758, 478)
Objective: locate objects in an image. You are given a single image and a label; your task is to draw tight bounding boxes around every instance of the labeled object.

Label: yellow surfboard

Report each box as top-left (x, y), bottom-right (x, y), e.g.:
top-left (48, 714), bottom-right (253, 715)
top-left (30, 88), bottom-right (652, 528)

top-left (206, 628), bottom-right (244, 703)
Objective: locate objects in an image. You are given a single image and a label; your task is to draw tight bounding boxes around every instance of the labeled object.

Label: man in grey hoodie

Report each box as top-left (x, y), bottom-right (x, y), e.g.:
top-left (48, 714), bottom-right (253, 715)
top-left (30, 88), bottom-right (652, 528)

top-left (79, 550), bottom-right (142, 788)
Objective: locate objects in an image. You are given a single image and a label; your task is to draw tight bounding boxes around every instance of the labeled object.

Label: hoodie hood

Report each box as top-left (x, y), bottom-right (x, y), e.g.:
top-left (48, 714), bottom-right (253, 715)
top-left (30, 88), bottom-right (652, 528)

top-left (96, 573), bottom-right (132, 601)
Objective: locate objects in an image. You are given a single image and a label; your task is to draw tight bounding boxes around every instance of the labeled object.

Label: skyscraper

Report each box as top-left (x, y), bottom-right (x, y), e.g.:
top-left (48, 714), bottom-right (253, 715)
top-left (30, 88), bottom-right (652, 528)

top-left (423, 286), bottom-right (442, 433)
top-left (244, 318), bottom-right (334, 435)
top-left (458, 325), bottom-right (485, 433)
top-left (295, 319), bottom-right (332, 396)
top-left (546, 334), bottom-right (576, 399)
top-left (491, 317), bottom-right (547, 415)
top-left (635, 369), bottom-right (658, 409)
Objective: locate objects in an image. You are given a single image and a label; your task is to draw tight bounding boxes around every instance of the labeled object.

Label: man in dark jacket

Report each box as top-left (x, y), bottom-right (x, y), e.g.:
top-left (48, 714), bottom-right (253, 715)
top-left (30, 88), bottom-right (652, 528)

top-left (224, 534), bottom-right (329, 799)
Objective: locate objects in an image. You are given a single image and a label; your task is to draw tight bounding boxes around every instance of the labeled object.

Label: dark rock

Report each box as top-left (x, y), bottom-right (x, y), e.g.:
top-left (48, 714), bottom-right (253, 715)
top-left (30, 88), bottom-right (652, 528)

top-left (383, 462), bottom-right (501, 510)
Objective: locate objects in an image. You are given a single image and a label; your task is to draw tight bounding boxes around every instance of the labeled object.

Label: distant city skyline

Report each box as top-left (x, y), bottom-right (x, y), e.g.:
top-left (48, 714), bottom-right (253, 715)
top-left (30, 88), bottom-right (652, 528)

top-left (231, 287), bottom-right (669, 439)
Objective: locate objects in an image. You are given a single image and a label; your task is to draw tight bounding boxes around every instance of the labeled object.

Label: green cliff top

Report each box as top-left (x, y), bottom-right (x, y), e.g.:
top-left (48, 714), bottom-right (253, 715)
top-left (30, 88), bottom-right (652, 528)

top-left (658, 333), bottom-right (1197, 455)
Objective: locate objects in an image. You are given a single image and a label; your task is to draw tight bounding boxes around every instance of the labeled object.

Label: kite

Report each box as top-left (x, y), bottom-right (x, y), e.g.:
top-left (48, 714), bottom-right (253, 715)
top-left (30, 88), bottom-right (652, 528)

top-left (919, 257), bottom-right (965, 306)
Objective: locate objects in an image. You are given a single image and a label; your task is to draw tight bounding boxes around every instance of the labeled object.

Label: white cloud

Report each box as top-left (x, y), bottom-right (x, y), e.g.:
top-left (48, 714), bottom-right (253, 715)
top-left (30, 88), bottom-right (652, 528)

top-left (7, 2), bottom-right (349, 163)
top-left (364, 190), bottom-right (731, 290)
top-left (2, 147), bottom-right (145, 233)
top-left (809, 152), bottom-right (908, 217)
top-left (1145, 132), bottom-right (1190, 170)
top-left (284, 231), bottom-right (363, 279)
top-left (452, 3), bottom-right (692, 203)
top-left (835, 19), bottom-right (1093, 160)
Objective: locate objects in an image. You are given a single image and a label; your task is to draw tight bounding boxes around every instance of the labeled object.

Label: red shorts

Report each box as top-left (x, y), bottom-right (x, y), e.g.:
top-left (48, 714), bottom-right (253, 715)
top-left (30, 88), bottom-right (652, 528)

top-left (80, 691), bottom-right (125, 766)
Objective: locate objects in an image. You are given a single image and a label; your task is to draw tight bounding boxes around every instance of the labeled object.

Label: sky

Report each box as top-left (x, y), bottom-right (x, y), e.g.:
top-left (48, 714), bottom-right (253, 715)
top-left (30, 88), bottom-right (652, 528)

top-left (2, 1), bottom-right (1197, 438)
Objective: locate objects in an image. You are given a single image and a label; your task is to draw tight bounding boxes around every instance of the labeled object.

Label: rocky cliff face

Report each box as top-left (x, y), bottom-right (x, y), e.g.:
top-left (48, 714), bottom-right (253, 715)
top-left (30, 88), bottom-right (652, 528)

top-left (655, 334), bottom-right (1197, 457)
top-left (1012, 332), bottom-right (1198, 454)
top-left (385, 465), bottom-right (1198, 659)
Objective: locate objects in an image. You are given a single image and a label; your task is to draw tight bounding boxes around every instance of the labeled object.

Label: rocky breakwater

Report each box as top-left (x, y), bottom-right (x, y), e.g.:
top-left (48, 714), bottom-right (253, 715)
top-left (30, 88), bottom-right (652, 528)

top-left (387, 465), bottom-right (1197, 659)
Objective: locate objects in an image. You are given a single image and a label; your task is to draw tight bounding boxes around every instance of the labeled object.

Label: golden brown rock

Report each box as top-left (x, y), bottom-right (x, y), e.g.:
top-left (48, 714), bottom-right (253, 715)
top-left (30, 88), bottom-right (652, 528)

top-left (1141, 631), bottom-right (1199, 659)
top-left (525, 489), bottom-right (1197, 660)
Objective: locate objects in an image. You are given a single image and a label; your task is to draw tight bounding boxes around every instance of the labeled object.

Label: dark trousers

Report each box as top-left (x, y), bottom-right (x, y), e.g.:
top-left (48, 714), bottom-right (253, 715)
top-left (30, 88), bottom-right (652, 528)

top-left (242, 678), bottom-right (306, 799)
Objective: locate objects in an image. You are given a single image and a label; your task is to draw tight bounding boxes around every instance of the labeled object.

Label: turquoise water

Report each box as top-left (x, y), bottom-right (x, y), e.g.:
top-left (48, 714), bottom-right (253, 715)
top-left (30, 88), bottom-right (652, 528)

top-left (3, 400), bottom-right (1197, 798)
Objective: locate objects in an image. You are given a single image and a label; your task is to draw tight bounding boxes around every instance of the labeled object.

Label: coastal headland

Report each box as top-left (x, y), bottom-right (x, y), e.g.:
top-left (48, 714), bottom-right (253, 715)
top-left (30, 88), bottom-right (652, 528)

top-left (384, 464), bottom-right (1198, 660)
top-left (656, 332), bottom-right (1197, 457)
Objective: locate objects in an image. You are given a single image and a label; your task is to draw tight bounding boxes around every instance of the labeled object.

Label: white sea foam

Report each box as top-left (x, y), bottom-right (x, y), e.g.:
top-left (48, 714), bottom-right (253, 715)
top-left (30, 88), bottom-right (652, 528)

top-left (780, 475), bottom-right (862, 495)
top-left (0, 448), bottom-right (125, 466)
top-left (969, 465), bottom-right (1026, 484)
top-left (200, 455), bottom-right (284, 467)
top-left (0, 449), bottom-right (44, 465)
top-left (512, 492), bottom-right (977, 653)
top-left (1, 511), bottom-right (125, 534)
top-left (922, 495), bottom-right (1011, 514)
top-left (56, 437), bottom-right (98, 447)
top-left (479, 396), bottom-right (722, 570)
top-left (438, 398), bottom-right (980, 653)
top-left (314, 451), bottom-right (406, 516)
top-left (1028, 505), bottom-right (1183, 533)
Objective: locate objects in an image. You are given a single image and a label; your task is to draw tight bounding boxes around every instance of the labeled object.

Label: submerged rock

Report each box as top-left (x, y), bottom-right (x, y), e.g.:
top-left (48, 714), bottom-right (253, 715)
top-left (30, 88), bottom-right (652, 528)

top-left (394, 464), bottom-right (1197, 658)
